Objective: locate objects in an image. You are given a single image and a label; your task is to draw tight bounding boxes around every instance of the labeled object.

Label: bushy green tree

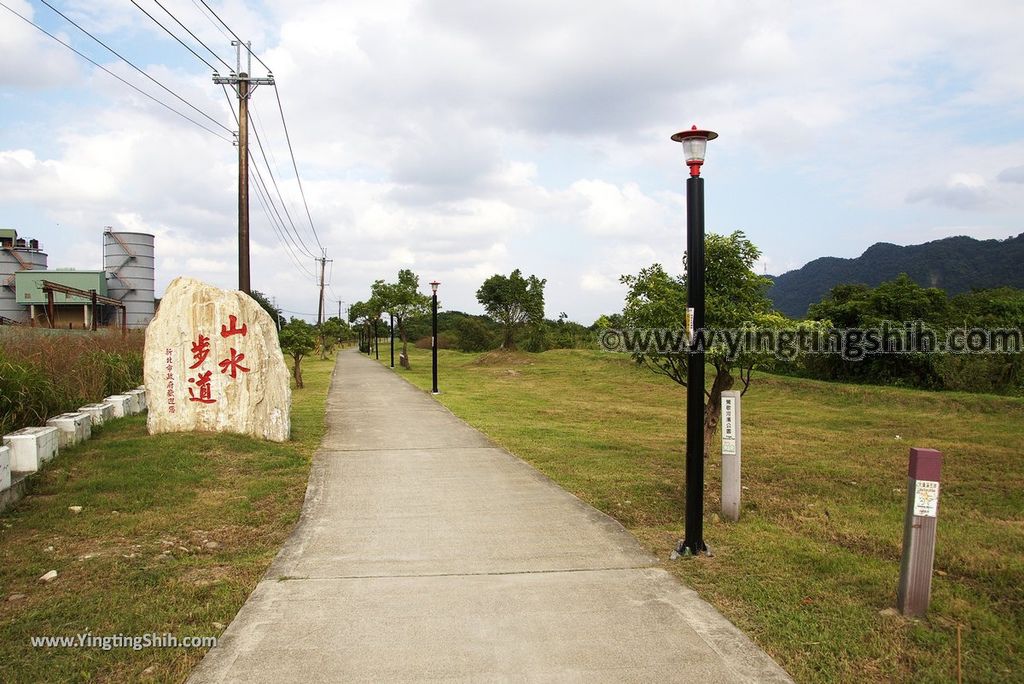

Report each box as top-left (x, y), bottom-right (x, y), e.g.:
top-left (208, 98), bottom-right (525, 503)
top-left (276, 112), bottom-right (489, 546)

top-left (476, 269), bottom-right (546, 350)
top-left (621, 231), bottom-right (784, 451)
top-left (278, 319), bottom-right (316, 388)
top-left (318, 317), bottom-right (345, 358)
top-left (455, 317), bottom-right (496, 352)
top-left (371, 270), bottom-right (430, 368)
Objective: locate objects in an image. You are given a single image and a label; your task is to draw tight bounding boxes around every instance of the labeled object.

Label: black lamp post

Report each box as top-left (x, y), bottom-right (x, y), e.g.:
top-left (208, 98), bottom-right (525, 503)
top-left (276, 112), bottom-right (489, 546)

top-left (390, 313), bottom-right (395, 368)
top-left (671, 124), bottom-right (717, 557)
top-left (430, 280), bottom-right (440, 394)
top-left (374, 318), bottom-right (379, 360)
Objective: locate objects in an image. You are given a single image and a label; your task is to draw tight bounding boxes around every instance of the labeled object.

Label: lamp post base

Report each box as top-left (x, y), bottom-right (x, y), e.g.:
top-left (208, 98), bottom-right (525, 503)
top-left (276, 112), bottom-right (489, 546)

top-left (671, 540), bottom-right (712, 559)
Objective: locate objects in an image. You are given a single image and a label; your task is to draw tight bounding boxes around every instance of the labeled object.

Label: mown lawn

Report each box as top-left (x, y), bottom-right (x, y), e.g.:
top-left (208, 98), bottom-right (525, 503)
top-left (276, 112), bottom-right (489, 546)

top-left (379, 345), bottom-right (1023, 683)
top-left (0, 355), bottom-right (335, 683)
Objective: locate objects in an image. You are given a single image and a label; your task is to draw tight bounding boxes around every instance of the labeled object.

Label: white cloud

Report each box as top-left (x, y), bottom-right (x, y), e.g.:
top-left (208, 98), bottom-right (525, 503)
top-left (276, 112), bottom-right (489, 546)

top-left (2, 0), bottom-right (1024, 322)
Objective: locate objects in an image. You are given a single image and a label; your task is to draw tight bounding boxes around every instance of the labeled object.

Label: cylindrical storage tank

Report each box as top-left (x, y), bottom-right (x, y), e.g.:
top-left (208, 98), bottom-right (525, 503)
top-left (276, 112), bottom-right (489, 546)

top-left (104, 231), bottom-right (155, 328)
top-left (0, 248), bottom-right (47, 323)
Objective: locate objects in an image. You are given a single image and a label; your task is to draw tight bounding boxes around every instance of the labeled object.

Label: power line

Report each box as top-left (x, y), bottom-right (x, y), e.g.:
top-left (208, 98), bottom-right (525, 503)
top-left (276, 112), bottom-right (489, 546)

top-left (220, 85), bottom-right (316, 280)
top-left (249, 102), bottom-right (319, 258)
top-left (129, 0), bottom-right (217, 72)
top-left (251, 160), bottom-right (317, 279)
top-left (216, 85), bottom-right (311, 280)
top-left (0, 1), bottom-right (231, 142)
top-left (251, 167), bottom-right (317, 280)
top-left (190, 0), bottom-right (231, 42)
top-left (197, 0), bottom-right (272, 73)
top-left (222, 86), bottom-right (318, 264)
top-left (273, 84), bottom-right (324, 252)
top-left (151, 0), bottom-right (233, 72)
top-left (37, 0), bottom-right (232, 135)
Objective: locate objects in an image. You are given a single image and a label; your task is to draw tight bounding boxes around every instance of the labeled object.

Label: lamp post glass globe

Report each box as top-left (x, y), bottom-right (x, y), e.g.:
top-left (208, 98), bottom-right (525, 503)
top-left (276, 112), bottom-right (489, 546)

top-left (671, 125), bottom-right (718, 177)
top-left (430, 280), bottom-right (440, 293)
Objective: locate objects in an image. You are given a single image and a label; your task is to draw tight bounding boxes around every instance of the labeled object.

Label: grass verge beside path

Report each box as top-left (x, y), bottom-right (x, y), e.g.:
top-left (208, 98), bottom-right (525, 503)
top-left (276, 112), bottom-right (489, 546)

top-left (377, 346), bottom-right (1023, 683)
top-left (0, 355), bottom-right (335, 683)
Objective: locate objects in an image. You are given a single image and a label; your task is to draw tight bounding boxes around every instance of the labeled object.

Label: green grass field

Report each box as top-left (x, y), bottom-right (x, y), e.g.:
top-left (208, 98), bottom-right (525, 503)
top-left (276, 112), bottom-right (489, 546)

top-left (0, 355), bottom-right (334, 683)
top-left (376, 345), bottom-right (1024, 683)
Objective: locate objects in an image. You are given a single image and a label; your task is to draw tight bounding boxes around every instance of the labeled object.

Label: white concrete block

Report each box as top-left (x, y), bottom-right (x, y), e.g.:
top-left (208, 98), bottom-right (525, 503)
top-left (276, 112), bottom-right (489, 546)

top-left (2, 427), bottom-right (60, 473)
top-left (46, 412), bottom-right (92, 448)
top-left (104, 395), bottom-right (132, 418)
top-left (0, 446), bottom-right (10, 491)
top-left (79, 402), bottom-right (115, 427)
top-left (126, 388), bottom-right (147, 413)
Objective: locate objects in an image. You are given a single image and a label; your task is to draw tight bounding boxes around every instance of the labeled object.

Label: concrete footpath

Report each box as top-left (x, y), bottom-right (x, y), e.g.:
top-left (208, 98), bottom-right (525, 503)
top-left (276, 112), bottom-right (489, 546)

top-left (188, 349), bottom-right (792, 683)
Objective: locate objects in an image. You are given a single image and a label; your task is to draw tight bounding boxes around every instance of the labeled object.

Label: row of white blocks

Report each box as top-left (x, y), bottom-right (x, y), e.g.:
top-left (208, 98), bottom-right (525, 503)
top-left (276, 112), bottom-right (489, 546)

top-left (0, 387), bottom-right (147, 492)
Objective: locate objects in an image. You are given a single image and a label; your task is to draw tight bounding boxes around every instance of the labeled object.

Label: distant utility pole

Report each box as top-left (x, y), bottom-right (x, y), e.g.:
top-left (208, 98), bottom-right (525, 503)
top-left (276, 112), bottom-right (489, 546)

top-left (213, 41), bottom-right (273, 295)
top-left (316, 251), bottom-right (332, 326)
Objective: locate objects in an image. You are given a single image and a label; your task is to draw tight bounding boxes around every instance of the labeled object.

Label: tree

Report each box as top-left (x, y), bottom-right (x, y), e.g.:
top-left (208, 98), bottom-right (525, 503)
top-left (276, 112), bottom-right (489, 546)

top-left (372, 270), bottom-right (430, 369)
top-left (476, 269), bottom-right (546, 350)
top-left (278, 319), bottom-right (316, 388)
top-left (621, 231), bottom-right (784, 452)
top-left (318, 317), bottom-right (345, 358)
top-left (250, 290), bottom-right (282, 330)
top-left (347, 300), bottom-right (374, 353)
top-left (455, 317), bottom-right (496, 352)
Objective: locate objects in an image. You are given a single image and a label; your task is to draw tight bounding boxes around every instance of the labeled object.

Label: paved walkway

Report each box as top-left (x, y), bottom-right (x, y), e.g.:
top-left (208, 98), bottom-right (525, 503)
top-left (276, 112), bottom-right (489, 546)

top-left (189, 349), bottom-right (791, 683)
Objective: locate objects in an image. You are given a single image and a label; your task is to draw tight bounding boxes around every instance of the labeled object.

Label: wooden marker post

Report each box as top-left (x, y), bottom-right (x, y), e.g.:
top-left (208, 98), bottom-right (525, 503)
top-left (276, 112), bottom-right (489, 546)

top-left (897, 447), bottom-right (942, 617)
top-left (721, 390), bottom-right (741, 522)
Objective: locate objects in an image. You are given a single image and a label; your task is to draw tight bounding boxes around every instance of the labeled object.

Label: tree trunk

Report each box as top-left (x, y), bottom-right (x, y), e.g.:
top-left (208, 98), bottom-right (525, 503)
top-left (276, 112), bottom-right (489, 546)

top-left (398, 317), bottom-right (411, 369)
top-left (294, 354), bottom-right (304, 389)
top-left (702, 365), bottom-right (734, 455)
top-left (502, 326), bottom-right (515, 350)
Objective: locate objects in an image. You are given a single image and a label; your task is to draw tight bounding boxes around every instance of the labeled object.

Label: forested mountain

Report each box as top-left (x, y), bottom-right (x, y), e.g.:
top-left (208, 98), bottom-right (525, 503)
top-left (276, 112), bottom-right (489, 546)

top-left (767, 233), bottom-right (1024, 318)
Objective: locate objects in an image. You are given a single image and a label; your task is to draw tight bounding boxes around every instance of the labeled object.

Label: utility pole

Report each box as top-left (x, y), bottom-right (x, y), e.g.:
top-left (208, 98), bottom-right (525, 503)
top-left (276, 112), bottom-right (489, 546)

top-left (316, 251), bottom-right (332, 326)
top-left (214, 41), bottom-right (273, 295)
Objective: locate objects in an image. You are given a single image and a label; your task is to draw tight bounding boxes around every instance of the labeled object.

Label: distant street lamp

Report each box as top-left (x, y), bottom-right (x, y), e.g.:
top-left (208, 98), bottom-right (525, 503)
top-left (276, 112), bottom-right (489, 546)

top-left (430, 280), bottom-right (440, 394)
top-left (671, 124), bottom-right (718, 557)
top-left (390, 313), bottom-right (395, 368)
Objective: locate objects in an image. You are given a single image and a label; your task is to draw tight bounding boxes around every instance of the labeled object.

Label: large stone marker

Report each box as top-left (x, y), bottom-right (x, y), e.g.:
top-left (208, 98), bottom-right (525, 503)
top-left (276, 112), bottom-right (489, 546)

top-left (144, 277), bottom-right (291, 442)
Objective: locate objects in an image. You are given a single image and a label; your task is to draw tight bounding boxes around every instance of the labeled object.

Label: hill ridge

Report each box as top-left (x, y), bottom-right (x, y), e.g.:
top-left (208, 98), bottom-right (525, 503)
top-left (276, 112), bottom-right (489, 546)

top-left (767, 233), bottom-right (1024, 318)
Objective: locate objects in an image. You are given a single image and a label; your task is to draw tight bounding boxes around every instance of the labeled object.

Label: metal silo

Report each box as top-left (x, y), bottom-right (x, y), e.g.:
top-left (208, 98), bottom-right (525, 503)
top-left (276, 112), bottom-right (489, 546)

top-left (1, 230), bottom-right (48, 324)
top-left (104, 230), bottom-right (155, 328)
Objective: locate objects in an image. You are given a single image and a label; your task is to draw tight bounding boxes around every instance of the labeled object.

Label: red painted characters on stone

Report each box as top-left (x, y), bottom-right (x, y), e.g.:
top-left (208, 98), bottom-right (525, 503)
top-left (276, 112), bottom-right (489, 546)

top-left (190, 334), bottom-right (211, 369)
top-left (220, 315), bottom-right (248, 339)
top-left (183, 314), bottom-right (253, 405)
top-left (218, 347), bottom-right (250, 379)
top-left (188, 331), bottom-right (217, 404)
top-left (188, 370), bottom-right (216, 404)
top-left (165, 347), bottom-right (176, 414)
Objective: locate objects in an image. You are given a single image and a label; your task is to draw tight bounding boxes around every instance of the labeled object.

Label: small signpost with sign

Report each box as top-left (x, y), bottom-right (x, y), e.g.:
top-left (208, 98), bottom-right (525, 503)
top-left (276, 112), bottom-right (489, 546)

top-left (721, 390), bottom-right (741, 522)
top-left (897, 447), bottom-right (942, 617)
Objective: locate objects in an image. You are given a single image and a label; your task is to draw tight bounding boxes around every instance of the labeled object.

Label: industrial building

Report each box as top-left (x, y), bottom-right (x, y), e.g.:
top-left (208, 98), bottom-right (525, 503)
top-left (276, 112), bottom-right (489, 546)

top-left (0, 228), bottom-right (156, 329)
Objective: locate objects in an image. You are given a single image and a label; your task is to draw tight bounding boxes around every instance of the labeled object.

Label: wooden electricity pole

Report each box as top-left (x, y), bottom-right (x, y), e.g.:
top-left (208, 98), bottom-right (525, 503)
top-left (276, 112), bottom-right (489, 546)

top-left (214, 41), bottom-right (273, 295)
top-left (316, 253), bottom-right (332, 326)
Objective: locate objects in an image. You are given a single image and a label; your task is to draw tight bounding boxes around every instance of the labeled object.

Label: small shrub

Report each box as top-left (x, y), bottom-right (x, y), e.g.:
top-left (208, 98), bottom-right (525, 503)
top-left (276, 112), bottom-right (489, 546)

top-left (455, 318), bottom-right (496, 352)
top-left (414, 334), bottom-right (455, 350)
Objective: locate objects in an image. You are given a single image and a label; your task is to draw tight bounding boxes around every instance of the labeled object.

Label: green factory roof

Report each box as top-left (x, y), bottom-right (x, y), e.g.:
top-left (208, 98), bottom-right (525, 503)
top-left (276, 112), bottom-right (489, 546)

top-left (14, 271), bottom-right (108, 305)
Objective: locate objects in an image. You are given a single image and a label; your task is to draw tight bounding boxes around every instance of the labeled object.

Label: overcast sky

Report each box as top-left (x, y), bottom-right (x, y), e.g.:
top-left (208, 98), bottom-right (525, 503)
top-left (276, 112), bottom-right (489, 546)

top-left (2, 0), bottom-right (1023, 323)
